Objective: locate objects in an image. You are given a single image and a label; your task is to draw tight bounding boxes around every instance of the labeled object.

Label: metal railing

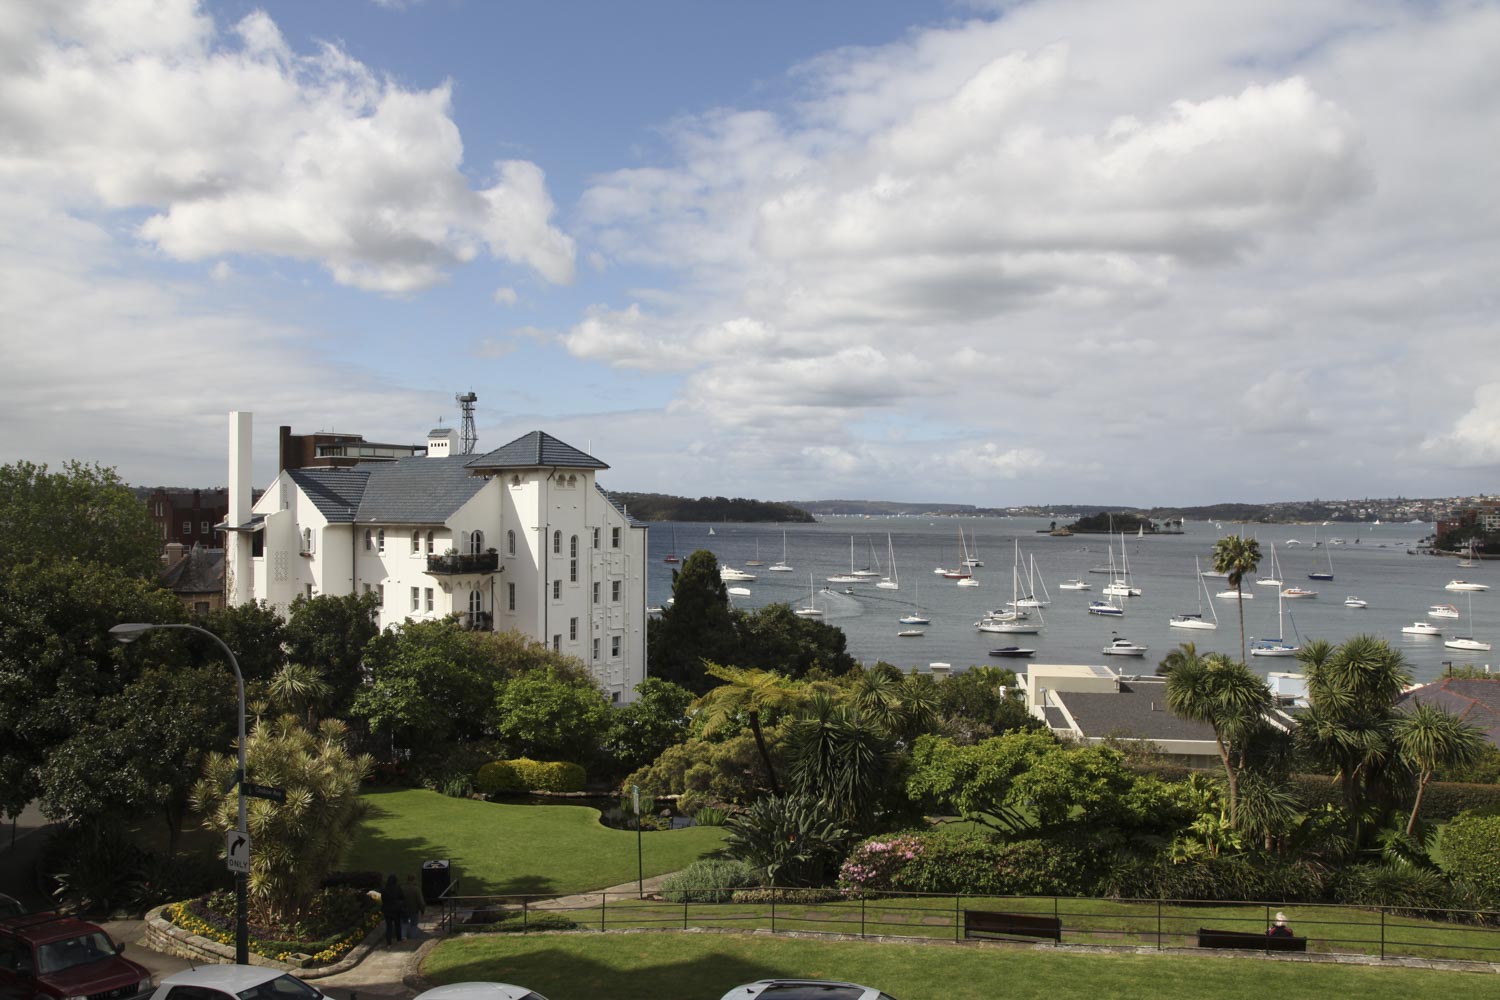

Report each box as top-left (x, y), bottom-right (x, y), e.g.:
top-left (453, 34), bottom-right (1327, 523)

top-left (426, 551), bottom-right (500, 574)
top-left (435, 888), bottom-right (1500, 964)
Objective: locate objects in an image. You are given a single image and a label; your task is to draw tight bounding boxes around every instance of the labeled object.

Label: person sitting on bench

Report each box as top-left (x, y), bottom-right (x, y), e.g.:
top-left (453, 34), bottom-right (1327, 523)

top-left (1266, 912), bottom-right (1293, 938)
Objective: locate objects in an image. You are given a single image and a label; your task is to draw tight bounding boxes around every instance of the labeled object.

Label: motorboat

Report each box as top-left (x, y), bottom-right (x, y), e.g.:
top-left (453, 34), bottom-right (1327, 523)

top-left (1102, 635), bottom-right (1148, 656)
top-left (1088, 600), bottom-right (1124, 617)
top-left (957, 575), bottom-right (981, 587)
top-left (1344, 596), bottom-right (1368, 609)
top-left (1445, 636), bottom-right (1493, 651)
top-left (1427, 603), bottom-right (1461, 619)
top-left (899, 613), bottom-right (932, 625)
top-left (720, 567), bottom-right (757, 582)
top-left (897, 629), bottom-right (925, 638)
top-left (988, 646), bottom-right (1036, 658)
top-left (1216, 589), bottom-right (1253, 599)
top-left (1280, 587), bottom-right (1317, 599)
top-left (1401, 621), bottom-right (1442, 636)
top-left (727, 586), bottom-right (751, 597)
top-left (1446, 580), bottom-right (1489, 592)
top-left (1057, 579), bottom-right (1091, 591)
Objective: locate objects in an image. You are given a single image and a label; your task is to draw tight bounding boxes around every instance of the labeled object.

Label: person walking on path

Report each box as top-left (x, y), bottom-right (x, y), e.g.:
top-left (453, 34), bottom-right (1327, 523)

top-left (380, 874), bottom-right (404, 947)
top-left (402, 874), bottom-right (425, 939)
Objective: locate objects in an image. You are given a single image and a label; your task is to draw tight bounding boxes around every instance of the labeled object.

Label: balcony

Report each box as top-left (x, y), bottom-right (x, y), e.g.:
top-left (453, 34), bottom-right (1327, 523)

top-left (426, 551), bottom-right (500, 575)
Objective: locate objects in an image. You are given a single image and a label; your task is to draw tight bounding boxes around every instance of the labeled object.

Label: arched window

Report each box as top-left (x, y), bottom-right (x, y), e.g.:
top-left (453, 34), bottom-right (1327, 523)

top-left (364, 529), bottom-right (373, 551)
top-left (377, 529), bottom-right (385, 553)
top-left (569, 534), bottom-right (579, 582)
top-left (468, 589), bottom-right (483, 624)
top-left (553, 530), bottom-right (561, 554)
top-left (507, 529), bottom-right (516, 556)
top-left (470, 530), bottom-right (484, 555)
top-left (301, 527), bottom-right (313, 554)
top-left (426, 530), bottom-right (434, 554)
top-left (411, 530), bottom-right (420, 554)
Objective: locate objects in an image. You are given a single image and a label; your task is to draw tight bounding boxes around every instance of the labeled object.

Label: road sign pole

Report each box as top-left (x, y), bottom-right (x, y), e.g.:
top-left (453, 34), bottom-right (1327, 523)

top-left (632, 785), bottom-right (642, 899)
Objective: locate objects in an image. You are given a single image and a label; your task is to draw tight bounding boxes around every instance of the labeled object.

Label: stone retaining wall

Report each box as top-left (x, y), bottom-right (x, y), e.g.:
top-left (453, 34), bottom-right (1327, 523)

top-left (143, 905), bottom-right (383, 979)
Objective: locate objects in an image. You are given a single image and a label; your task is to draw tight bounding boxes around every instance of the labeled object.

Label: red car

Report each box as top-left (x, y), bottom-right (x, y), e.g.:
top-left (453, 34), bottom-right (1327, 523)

top-left (0, 912), bottom-right (154, 1000)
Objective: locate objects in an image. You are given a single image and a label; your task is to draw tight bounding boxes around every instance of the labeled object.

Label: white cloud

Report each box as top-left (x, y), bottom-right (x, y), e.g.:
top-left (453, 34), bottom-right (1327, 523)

top-left (1422, 386), bottom-right (1500, 467)
top-left (493, 287), bottom-right (518, 306)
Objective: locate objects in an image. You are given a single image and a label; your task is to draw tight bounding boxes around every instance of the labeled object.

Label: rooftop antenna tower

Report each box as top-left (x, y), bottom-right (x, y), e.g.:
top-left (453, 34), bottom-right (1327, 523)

top-left (456, 391), bottom-right (478, 455)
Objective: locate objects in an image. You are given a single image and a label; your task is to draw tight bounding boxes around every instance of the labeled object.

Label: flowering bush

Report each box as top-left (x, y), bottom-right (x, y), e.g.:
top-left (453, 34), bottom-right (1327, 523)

top-left (839, 832), bottom-right (1092, 896)
top-left (163, 888), bottom-right (380, 965)
top-left (837, 834), bottom-right (928, 892)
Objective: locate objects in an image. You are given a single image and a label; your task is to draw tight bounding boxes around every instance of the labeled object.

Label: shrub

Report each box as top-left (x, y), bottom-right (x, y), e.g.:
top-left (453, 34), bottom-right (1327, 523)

top-left (694, 806), bottom-right (728, 827)
top-left (1096, 852), bottom-right (1331, 903)
top-left (1437, 811), bottom-right (1500, 893)
top-left (838, 832), bottom-right (1093, 896)
top-left (476, 758), bottom-right (586, 794)
top-left (1332, 862), bottom-right (1468, 913)
top-left (660, 859), bottom-right (760, 903)
top-left (730, 887), bottom-right (845, 904)
top-left (476, 760), bottom-right (525, 794)
top-left (724, 794), bottom-right (850, 887)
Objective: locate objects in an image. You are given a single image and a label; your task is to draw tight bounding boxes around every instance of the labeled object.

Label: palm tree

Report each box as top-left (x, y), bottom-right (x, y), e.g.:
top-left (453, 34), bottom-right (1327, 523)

top-left (1212, 534), bottom-right (1262, 663)
top-left (692, 662), bottom-right (804, 796)
top-left (1394, 702), bottom-right (1486, 835)
top-left (1164, 644), bottom-right (1271, 827)
top-left (267, 662), bottom-right (332, 726)
top-left (784, 692), bottom-right (899, 830)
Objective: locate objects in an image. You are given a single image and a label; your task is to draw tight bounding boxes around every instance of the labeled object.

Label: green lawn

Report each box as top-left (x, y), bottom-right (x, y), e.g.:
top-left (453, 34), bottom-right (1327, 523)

top-left (347, 789), bottom-right (728, 895)
top-left (421, 932), bottom-right (1488, 1000)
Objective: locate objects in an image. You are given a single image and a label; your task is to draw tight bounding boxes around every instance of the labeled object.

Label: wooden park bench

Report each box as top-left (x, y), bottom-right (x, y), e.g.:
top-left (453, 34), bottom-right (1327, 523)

top-left (963, 909), bottom-right (1062, 943)
top-left (1196, 927), bottom-right (1307, 952)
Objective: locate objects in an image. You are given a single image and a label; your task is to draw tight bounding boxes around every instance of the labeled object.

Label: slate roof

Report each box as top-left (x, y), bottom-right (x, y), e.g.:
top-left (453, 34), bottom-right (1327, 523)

top-left (286, 468), bottom-right (370, 524)
top-left (598, 485), bottom-right (645, 527)
top-left (354, 456), bottom-right (489, 524)
top-left (162, 545), bottom-right (224, 595)
top-left (1054, 678), bottom-right (1218, 743)
top-left (1397, 677), bottom-right (1500, 746)
top-left (466, 431), bottom-right (607, 471)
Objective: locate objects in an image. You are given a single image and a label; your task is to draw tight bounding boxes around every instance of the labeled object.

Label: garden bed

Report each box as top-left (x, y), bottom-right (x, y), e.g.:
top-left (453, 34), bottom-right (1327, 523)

top-left (153, 888), bottom-right (381, 968)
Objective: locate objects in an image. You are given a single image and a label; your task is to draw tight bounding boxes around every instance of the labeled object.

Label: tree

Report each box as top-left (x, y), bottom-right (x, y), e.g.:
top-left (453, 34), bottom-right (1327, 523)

top-left (494, 664), bottom-right (612, 764)
top-left (1163, 644), bottom-right (1271, 828)
top-left (1296, 635), bottom-right (1412, 846)
top-left (601, 678), bottom-right (693, 777)
top-left (199, 601), bottom-right (287, 684)
top-left (266, 662), bottom-right (332, 726)
top-left (1211, 535), bottom-right (1262, 663)
top-left (722, 794), bottom-right (849, 887)
top-left (904, 730), bottom-right (1059, 835)
top-left (193, 716), bottom-right (373, 924)
top-left (692, 662), bottom-right (808, 796)
top-left (734, 603), bottom-right (857, 679)
top-left (646, 550), bottom-right (737, 693)
top-left (283, 592), bottom-right (380, 716)
top-left (784, 692), bottom-right (900, 831)
top-left (1394, 702), bottom-right (1487, 835)
top-left (0, 460), bottom-right (159, 578)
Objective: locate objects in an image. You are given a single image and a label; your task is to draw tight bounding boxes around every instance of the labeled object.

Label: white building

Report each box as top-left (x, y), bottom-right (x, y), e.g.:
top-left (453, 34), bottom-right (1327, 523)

top-left (223, 412), bottom-right (648, 702)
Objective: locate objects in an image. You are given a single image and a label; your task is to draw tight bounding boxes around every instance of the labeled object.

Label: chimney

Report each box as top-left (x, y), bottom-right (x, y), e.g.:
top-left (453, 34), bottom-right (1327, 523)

top-left (229, 412), bottom-right (252, 526)
top-left (164, 542), bottom-right (185, 568)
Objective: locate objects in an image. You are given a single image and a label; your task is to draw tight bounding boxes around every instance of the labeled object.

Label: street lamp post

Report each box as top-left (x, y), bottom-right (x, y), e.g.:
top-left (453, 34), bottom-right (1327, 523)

top-left (110, 622), bottom-right (249, 965)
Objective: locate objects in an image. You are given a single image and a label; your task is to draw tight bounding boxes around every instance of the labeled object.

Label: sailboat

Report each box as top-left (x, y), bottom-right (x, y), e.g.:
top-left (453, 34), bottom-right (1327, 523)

top-left (851, 536), bottom-right (882, 580)
top-left (976, 551), bottom-right (1043, 633)
top-left (899, 581), bottom-right (931, 625)
top-left (827, 537), bottom-right (861, 584)
top-left (1445, 591), bottom-right (1491, 651)
top-left (876, 533), bottom-right (900, 590)
top-left (1250, 585), bottom-right (1300, 657)
top-left (962, 528), bottom-right (983, 568)
top-left (794, 574), bottom-right (824, 618)
top-left (939, 528), bottom-right (973, 579)
top-left (1171, 557), bottom-right (1219, 630)
top-left (768, 531), bottom-right (794, 572)
top-left (745, 538), bottom-right (764, 567)
top-left (1255, 543), bottom-right (1282, 586)
top-left (1103, 533), bottom-right (1141, 597)
top-left (1308, 531), bottom-right (1334, 581)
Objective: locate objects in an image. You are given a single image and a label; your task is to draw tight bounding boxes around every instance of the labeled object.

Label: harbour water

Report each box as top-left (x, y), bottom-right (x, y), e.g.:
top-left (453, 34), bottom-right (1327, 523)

top-left (648, 517), bottom-right (1490, 686)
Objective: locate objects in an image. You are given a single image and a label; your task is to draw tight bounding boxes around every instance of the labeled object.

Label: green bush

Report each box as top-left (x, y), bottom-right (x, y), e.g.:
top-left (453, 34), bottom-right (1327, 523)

top-left (476, 757), bottom-right (586, 794)
top-left (463, 912), bottom-right (579, 933)
top-left (1096, 852), bottom-right (1331, 903)
top-left (1437, 811), bottom-right (1500, 893)
top-left (1331, 862), bottom-right (1483, 914)
top-left (838, 832), bottom-right (1093, 896)
top-left (660, 859), bottom-right (759, 903)
top-left (730, 887), bottom-right (844, 904)
top-left (694, 806), bottom-right (728, 827)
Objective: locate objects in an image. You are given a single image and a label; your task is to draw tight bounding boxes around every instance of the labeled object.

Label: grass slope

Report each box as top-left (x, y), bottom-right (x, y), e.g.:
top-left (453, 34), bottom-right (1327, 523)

top-left (348, 789), bottom-right (727, 895)
top-left (422, 932), bottom-right (1483, 1000)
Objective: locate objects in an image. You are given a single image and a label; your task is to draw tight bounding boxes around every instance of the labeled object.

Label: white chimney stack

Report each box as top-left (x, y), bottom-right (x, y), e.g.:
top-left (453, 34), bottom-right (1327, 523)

top-left (227, 412), bottom-right (254, 606)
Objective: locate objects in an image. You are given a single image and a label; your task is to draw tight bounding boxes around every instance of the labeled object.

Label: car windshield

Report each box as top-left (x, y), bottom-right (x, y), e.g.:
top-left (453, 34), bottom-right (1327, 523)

top-left (238, 975), bottom-right (321, 1000)
top-left (34, 933), bottom-right (118, 974)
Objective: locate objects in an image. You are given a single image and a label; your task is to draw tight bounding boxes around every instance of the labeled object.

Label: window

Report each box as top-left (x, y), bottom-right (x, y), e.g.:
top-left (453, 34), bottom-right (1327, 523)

top-left (552, 634), bottom-right (561, 652)
top-left (301, 527), bottom-right (312, 553)
top-left (468, 590), bottom-right (482, 615)
top-left (593, 527), bottom-right (600, 549)
top-left (507, 582), bottom-right (516, 611)
top-left (377, 529), bottom-right (385, 553)
top-left (201, 520), bottom-right (210, 534)
top-left (377, 584), bottom-right (384, 607)
top-left (569, 617), bottom-right (578, 641)
top-left (570, 534), bottom-right (579, 581)
top-left (363, 583), bottom-right (371, 594)
top-left (611, 580), bottom-right (621, 602)
top-left (611, 526), bottom-right (621, 548)
top-left (592, 582), bottom-right (600, 603)
top-left (155, 502), bottom-right (162, 516)
top-left (553, 530), bottom-right (561, 555)
top-left (364, 529), bottom-right (373, 551)
top-left (411, 587), bottom-right (420, 612)
top-left (470, 530), bottom-right (484, 554)
top-left (411, 530), bottom-right (420, 554)
top-left (305, 583), bottom-right (313, 600)
top-left (592, 638), bottom-right (600, 661)
top-left (425, 587), bottom-right (434, 611)
top-left (552, 579), bottom-right (561, 600)
top-left (611, 635), bottom-right (621, 658)
top-left (194, 601), bottom-right (210, 615)
top-left (507, 529), bottom-right (516, 556)
top-left (183, 520), bottom-right (192, 535)
top-left (162, 524), bottom-right (167, 539)
top-left (426, 530), bottom-right (435, 554)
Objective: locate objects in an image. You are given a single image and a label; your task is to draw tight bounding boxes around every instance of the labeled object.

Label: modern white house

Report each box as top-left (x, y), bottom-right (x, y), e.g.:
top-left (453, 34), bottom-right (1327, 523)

top-left (222, 412), bottom-right (648, 702)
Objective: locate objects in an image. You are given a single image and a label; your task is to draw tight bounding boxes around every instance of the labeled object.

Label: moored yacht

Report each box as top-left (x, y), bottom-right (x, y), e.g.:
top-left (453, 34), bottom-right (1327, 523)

top-left (1401, 621), bottom-right (1442, 636)
top-left (1057, 579), bottom-right (1091, 590)
top-left (1102, 635), bottom-right (1148, 656)
top-left (1280, 587), bottom-right (1317, 599)
top-left (1446, 580), bottom-right (1489, 592)
top-left (1343, 596), bottom-right (1368, 608)
top-left (1088, 600), bottom-right (1124, 617)
top-left (1428, 603), bottom-right (1461, 619)
top-left (720, 566), bottom-right (757, 582)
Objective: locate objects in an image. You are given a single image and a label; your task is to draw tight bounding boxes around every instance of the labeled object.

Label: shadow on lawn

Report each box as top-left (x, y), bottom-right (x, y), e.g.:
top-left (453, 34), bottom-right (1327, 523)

top-left (430, 945), bottom-right (809, 1000)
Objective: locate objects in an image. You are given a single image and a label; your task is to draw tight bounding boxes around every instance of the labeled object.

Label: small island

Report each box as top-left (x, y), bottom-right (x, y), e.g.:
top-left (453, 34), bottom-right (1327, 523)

top-left (607, 492), bottom-right (815, 523)
top-left (1064, 511), bottom-right (1158, 534)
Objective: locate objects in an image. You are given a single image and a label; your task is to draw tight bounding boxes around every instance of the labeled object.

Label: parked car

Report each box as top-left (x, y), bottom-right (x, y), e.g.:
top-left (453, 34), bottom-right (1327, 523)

top-left (413, 983), bottom-right (550, 1000)
top-left (719, 982), bottom-right (898, 1000)
top-left (146, 967), bottom-right (327, 1000)
top-left (0, 912), bottom-right (154, 1000)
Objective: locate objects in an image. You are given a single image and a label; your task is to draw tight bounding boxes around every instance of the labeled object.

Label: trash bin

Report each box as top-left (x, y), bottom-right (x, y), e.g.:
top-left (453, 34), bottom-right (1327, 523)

top-left (421, 859), bottom-right (452, 904)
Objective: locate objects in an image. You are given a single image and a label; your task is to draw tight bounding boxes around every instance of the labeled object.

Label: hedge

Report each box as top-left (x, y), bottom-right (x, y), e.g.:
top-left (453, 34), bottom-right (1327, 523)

top-left (1437, 811), bottom-right (1500, 894)
top-left (475, 757), bottom-right (586, 794)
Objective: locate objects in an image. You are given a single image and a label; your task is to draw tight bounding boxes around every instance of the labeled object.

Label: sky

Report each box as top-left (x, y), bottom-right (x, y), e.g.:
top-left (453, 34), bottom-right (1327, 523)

top-left (2, 0), bottom-right (1498, 507)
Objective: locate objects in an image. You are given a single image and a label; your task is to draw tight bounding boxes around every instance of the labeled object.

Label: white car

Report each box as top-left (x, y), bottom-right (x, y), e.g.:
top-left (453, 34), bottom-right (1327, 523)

top-left (719, 981), bottom-right (897, 1000)
top-left (147, 966), bottom-right (326, 1000)
top-left (414, 984), bottom-right (550, 1000)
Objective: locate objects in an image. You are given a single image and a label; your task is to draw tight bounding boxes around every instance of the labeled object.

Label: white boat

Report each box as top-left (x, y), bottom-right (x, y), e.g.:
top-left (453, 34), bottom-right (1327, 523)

top-left (1402, 621), bottom-right (1441, 636)
top-left (876, 533), bottom-right (900, 590)
top-left (1058, 579), bottom-right (1091, 591)
top-left (1458, 539), bottom-right (1477, 568)
top-left (720, 566), bottom-right (757, 582)
top-left (1251, 586), bottom-right (1300, 657)
top-left (1446, 580), bottom-right (1489, 592)
top-left (827, 536), bottom-right (863, 584)
top-left (1344, 596), bottom-right (1368, 608)
top-left (1280, 586), bottom-right (1317, 599)
top-left (708, 527), bottom-right (715, 535)
top-left (794, 574), bottom-right (823, 618)
top-left (897, 628), bottom-right (925, 638)
top-left (978, 559), bottom-right (1044, 632)
top-left (1171, 556), bottom-right (1219, 630)
top-left (768, 530), bottom-right (794, 572)
top-left (745, 539), bottom-right (764, 567)
top-left (727, 586), bottom-right (751, 597)
top-left (1256, 543), bottom-right (1284, 586)
top-left (1427, 603), bottom-right (1460, 619)
top-left (851, 536), bottom-right (882, 579)
top-left (962, 528), bottom-right (983, 568)
top-left (1102, 634), bottom-right (1148, 656)
top-left (1114, 531), bottom-right (1143, 596)
top-left (1216, 589), bottom-right (1254, 600)
top-left (1444, 591), bottom-right (1490, 651)
top-left (1088, 599), bottom-right (1124, 617)
top-left (956, 575), bottom-right (980, 588)
top-left (899, 581), bottom-right (931, 625)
